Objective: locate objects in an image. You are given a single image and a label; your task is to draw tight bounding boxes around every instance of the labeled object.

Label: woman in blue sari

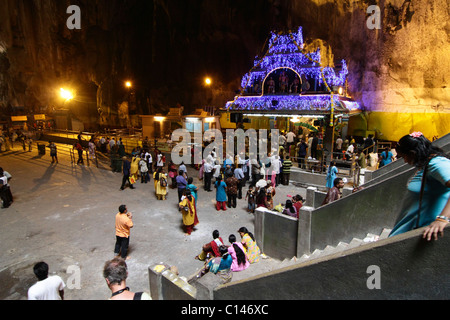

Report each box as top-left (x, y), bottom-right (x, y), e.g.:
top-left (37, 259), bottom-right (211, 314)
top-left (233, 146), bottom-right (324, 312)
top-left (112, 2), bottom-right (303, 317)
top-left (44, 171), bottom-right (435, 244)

top-left (215, 175), bottom-right (227, 211)
top-left (379, 147), bottom-right (394, 167)
top-left (389, 132), bottom-right (450, 241)
top-left (192, 245), bottom-right (233, 284)
top-left (326, 160), bottom-right (338, 189)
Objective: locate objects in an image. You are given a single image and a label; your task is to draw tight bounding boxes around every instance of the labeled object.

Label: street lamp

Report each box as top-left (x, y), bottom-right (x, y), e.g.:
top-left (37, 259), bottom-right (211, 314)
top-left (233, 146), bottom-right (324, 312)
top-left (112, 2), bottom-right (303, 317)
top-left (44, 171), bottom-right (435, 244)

top-left (125, 81), bottom-right (132, 88)
top-left (204, 77), bottom-right (212, 86)
top-left (60, 88), bottom-right (74, 101)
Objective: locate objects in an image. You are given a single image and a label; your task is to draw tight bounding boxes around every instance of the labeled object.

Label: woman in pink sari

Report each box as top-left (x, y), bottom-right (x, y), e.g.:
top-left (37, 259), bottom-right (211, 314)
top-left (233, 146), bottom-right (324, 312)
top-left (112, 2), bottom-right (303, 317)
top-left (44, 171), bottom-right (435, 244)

top-left (227, 234), bottom-right (250, 272)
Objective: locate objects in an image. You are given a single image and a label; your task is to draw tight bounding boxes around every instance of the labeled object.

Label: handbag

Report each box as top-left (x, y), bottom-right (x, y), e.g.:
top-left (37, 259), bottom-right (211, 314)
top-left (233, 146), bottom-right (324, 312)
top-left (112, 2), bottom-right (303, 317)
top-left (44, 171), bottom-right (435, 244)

top-left (129, 176), bottom-right (136, 184)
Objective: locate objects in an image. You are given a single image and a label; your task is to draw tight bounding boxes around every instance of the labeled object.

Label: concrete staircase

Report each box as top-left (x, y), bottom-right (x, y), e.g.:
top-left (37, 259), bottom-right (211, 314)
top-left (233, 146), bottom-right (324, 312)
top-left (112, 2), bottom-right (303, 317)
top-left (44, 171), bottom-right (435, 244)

top-left (220, 228), bottom-right (392, 283)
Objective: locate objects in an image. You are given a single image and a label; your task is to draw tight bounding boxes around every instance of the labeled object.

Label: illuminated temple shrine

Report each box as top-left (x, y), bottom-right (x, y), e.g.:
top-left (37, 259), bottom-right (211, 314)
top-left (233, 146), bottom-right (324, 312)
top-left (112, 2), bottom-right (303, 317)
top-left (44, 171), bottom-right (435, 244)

top-left (220, 27), bottom-right (362, 140)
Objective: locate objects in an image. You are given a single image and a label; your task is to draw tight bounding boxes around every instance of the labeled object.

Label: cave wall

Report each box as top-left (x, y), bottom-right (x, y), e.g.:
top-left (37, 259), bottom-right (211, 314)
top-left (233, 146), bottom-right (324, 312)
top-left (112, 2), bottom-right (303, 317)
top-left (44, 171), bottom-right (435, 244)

top-left (0, 0), bottom-right (448, 139)
top-left (287, 0), bottom-right (450, 140)
top-left (0, 0), bottom-right (279, 128)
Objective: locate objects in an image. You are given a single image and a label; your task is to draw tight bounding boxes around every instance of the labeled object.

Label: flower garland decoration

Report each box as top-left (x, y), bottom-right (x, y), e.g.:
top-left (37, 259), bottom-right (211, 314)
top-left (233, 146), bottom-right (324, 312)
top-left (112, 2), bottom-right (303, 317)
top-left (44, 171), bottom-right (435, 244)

top-left (409, 132), bottom-right (423, 138)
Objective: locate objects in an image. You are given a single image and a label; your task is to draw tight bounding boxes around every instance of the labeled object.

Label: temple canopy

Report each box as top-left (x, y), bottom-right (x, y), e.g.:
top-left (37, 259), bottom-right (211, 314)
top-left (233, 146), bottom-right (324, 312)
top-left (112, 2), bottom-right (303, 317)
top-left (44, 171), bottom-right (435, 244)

top-left (224, 27), bottom-right (361, 116)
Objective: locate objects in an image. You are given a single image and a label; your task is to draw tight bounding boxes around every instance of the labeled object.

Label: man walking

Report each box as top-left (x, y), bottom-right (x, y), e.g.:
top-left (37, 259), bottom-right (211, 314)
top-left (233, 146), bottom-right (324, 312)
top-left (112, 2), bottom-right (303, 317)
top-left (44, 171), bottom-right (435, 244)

top-left (74, 141), bottom-right (84, 165)
top-left (282, 156), bottom-right (293, 185)
top-left (47, 141), bottom-right (58, 164)
top-left (114, 204), bottom-right (133, 260)
top-left (120, 156), bottom-right (134, 190)
top-left (322, 178), bottom-right (345, 206)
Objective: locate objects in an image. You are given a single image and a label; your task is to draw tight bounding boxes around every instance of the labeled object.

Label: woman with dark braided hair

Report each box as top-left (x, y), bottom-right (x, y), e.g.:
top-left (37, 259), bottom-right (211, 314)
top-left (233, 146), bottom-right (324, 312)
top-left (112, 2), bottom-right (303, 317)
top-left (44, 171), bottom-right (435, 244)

top-left (227, 234), bottom-right (250, 272)
top-left (389, 132), bottom-right (450, 240)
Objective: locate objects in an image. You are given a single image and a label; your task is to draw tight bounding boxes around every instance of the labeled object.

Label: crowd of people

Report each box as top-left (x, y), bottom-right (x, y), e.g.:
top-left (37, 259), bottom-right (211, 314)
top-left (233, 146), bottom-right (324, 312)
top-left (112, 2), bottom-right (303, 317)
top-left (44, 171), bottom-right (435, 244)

top-left (0, 128), bottom-right (34, 153)
top-left (2, 128), bottom-right (448, 299)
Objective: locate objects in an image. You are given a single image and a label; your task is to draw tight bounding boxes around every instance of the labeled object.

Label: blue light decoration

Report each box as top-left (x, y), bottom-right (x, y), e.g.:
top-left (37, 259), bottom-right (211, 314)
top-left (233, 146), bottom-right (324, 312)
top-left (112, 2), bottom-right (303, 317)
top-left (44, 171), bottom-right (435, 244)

top-left (226, 27), bottom-right (361, 114)
top-left (225, 94), bottom-right (360, 112)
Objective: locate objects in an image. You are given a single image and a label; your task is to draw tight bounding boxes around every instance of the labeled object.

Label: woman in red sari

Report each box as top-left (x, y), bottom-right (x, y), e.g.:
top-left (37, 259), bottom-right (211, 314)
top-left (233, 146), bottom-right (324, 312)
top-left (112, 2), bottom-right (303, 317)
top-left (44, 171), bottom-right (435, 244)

top-left (178, 190), bottom-right (199, 235)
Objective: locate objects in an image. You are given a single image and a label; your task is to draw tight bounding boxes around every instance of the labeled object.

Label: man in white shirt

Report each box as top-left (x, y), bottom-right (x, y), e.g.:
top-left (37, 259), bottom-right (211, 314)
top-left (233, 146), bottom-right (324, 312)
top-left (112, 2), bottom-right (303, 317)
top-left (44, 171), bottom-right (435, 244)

top-left (144, 150), bottom-right (152, 173)
top-left (270, 154), bottom-right (281, 186)
top-left (203, 161), bottom-right (213, 191)
top-left (345, 144), bottom-right (355, 160)
top-left (213, 161), bottom-right (221, 179)
top-left (233, 164), bottom-right (245, 198)
top-left (109, 138), bottom-right (116, 149)
top-left (335, 136), bottom-right (343, 159)
top-left (28, 262), bottom-right (65, 300)
top-left (179, 162), bottom-right (187, 176)
top-left (206, 152), bottom-right (215, 165)
top-left (286, 131), bottom-right (295, 143)
top-left (0, 167), bottom-right (13, 208)
top-left (278, 134), bottom-right (286, 147)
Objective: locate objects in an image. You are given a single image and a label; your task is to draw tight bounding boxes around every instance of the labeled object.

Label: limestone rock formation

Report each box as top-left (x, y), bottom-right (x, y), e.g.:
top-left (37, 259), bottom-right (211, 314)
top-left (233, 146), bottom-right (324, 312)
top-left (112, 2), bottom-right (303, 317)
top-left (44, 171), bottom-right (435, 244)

top-left (0, 0), bottom-right (448, 139)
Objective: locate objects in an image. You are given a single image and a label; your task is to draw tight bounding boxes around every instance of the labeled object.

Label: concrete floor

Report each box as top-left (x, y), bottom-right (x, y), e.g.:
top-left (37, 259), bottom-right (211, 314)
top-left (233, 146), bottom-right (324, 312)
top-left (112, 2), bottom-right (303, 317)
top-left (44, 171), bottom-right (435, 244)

top-left (0, 142), bottom-right (306, 300)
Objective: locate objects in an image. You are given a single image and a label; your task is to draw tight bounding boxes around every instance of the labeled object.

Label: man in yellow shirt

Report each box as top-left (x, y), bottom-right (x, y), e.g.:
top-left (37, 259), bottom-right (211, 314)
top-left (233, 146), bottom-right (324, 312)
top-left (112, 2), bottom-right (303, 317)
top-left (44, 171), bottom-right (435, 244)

top-left (114, 205), bottom-right (133, 259)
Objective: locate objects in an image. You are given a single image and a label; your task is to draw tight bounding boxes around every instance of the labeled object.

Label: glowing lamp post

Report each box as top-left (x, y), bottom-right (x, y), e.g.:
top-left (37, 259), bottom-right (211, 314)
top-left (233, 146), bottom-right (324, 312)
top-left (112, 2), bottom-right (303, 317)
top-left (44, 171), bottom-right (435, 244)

top-left (60, 88), bottom-right (74, 101)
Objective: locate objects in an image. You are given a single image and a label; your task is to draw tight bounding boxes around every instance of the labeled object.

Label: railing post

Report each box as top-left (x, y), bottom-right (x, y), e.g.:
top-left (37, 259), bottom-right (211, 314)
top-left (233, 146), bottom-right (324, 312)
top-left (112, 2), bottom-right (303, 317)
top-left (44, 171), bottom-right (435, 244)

top-left (297, 206), bottom-right (313, 256)
top-left (254, 208), bottom-right (266, 255)
top-left (305, 186), bottom-right (317, 208)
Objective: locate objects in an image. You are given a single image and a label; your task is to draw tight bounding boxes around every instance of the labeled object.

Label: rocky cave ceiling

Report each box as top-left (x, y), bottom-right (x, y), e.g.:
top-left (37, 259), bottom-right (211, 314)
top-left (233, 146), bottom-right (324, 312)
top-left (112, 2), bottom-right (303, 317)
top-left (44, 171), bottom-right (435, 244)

top-left (0, 0), bottom-right (448, 127)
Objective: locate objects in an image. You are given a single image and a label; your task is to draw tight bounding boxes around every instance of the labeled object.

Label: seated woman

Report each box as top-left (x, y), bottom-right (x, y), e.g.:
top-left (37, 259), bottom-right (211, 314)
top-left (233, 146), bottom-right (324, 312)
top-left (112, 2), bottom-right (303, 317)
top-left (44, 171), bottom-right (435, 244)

top-left (195, 230), bottom-right (224, 261)
top-left (292, 194), bottom-right (304, 214)
top-left (282, 199), bottom-right (298, 218)
top-left (227, 234), bottom-right (250, 272)
top-left (238, 227), bottom-right (261, 264)
top-left (192, 245), bottom-right (233, 284)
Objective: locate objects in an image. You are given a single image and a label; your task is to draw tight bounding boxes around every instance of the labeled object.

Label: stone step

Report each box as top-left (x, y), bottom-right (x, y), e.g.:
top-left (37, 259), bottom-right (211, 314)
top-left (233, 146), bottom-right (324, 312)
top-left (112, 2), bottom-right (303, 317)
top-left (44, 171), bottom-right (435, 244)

top-left (363, 233), bottom-right (380, 243)
top-left (278, 256), bottom-right (297, 268)
top-left (336, 242), bottom-right (349, 251)
top-left (286, 228), bottom-right (394, 266)
top-left (348, 238), bottom-right (363, 249)
top-left (380, 228), bottom-right (392, 239)
top-left (192, 228), bottom-right (394, 287)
